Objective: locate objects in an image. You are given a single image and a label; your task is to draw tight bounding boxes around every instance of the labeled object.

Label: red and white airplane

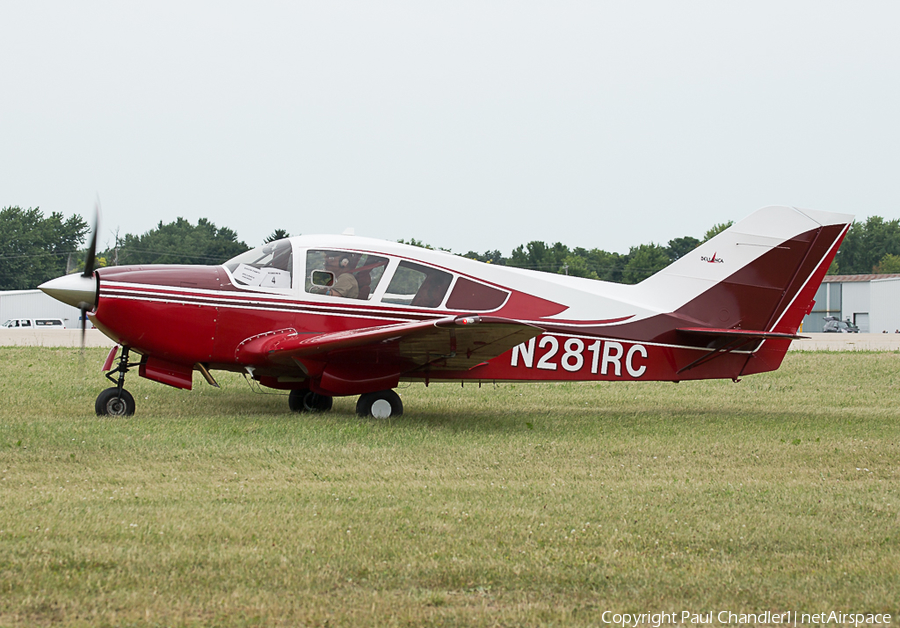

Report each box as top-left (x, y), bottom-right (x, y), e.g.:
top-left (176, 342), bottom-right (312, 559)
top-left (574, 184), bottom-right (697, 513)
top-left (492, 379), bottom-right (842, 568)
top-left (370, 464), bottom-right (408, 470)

top-left (40, 205), bottom-right (852, 419)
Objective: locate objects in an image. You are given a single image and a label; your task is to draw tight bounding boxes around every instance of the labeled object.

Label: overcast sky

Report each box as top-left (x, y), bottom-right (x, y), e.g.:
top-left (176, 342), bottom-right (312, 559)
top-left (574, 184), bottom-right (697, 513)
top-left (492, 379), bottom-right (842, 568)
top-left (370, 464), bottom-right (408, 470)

top-left (2, 2), bottom-right (898, 255)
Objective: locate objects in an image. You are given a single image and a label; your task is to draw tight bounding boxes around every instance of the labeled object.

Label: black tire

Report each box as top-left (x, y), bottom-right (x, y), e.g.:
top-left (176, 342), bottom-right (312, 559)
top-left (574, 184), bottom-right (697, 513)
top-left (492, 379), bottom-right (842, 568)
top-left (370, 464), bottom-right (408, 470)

top-left (288, 389), bottom-right (333, 413)
top-left (356, 390), bottom-right (403, 419)
top-left (95, 387), bottom-right (136, 416)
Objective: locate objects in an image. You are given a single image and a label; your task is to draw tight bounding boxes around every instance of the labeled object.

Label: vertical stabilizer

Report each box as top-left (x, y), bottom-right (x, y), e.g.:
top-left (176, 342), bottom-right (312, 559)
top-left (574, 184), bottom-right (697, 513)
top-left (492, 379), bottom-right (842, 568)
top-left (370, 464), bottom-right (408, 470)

top-left (636, 206), bottom-right (853, 334)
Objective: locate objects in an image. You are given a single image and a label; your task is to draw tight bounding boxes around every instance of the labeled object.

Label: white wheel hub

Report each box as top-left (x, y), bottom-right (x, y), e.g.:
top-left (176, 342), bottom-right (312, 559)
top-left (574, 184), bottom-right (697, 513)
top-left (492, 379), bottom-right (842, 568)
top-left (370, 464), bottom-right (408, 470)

top-left (370, 398), bottom-right (392, 419)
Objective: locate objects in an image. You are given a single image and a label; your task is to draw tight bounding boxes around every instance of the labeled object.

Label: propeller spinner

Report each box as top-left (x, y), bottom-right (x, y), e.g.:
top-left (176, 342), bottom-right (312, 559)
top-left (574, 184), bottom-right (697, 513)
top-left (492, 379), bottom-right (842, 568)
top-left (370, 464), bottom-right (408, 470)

top-left (38, 201), bottom-right (101, 346)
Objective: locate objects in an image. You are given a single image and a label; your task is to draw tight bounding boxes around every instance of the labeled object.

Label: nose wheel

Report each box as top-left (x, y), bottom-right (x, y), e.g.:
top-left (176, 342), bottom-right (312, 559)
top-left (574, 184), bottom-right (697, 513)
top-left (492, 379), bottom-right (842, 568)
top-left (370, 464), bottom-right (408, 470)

top-left (96, 346), bottom-right (139, 416)
top-left (96, 387), bottom-right (136, 416)
top-left (356, 390), bottom-right (403, 419)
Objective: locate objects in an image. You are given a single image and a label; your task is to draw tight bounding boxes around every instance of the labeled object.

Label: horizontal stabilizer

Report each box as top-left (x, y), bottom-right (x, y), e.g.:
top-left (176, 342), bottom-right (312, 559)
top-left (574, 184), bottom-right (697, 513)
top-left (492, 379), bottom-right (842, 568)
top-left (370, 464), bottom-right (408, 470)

top-left (674, 327), bottom-right (803, 375)
top-left (676, 327), bottom-right (804, 341)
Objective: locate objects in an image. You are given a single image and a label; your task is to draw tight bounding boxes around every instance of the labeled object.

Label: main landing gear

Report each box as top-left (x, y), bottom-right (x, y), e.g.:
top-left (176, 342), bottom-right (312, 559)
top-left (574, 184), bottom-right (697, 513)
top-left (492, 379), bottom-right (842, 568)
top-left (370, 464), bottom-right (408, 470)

top-left (356, 390), bottom-right (403, 419)
top-left (288, 388), bottom-right (333, 413)
top-left (287, 388), bottom-right (403, 419)
top-left (96, 346), bottom-right (139, 416)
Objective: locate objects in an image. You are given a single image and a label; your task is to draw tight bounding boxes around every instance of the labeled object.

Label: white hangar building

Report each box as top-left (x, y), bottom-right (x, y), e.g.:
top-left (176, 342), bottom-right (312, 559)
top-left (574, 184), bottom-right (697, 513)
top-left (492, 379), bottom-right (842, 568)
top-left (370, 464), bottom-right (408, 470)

top-left (0, 289), bottom-right (88, 328)
top-left (802, 274), bottom-right (900, 333)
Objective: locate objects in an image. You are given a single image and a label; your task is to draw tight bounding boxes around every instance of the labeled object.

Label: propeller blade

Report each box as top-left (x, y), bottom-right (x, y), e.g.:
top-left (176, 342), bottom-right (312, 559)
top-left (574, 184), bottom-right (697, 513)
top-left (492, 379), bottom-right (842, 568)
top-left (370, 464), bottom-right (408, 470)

top-left (82, 200), bottom-right (100, 278)
top-left (81, 200), bottom-right (100, 353)
top-left (81, 305), bottom-right (88, 351)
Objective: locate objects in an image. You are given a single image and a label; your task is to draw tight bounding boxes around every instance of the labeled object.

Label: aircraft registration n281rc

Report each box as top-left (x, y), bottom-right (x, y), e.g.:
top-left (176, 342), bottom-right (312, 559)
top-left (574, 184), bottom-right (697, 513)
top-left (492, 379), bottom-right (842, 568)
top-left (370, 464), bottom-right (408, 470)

top-left (40, 205), bottom-right (852, 419)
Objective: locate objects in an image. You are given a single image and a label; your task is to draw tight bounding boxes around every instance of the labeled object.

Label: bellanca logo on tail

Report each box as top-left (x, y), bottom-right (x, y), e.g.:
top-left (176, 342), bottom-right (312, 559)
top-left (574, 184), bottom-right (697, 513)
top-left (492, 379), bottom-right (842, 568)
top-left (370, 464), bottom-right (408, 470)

top-left (701, 252), bottom-right (724, 264)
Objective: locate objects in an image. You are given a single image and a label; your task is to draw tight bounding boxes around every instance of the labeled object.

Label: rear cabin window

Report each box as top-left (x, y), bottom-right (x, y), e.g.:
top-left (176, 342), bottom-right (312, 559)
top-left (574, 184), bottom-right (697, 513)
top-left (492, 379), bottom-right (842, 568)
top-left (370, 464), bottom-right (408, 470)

top-left (305, 250), bottom-right (389, 300)
top-left (446, 277), bottom-right (508, 311)
top-left (383, 261), bottom-right (452, 308)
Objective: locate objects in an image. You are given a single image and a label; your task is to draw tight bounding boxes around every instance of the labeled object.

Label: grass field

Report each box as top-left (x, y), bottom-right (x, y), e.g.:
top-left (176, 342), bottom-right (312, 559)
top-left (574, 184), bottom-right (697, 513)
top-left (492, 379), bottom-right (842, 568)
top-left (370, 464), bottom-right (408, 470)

top-left (1, 347), bottom-right (898, 627)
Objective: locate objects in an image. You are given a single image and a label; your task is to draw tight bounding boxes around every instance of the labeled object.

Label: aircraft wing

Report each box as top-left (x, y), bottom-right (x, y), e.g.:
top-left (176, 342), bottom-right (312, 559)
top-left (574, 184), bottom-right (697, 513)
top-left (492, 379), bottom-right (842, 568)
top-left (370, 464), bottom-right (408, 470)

top-left (238, 315), bottom-right (543, 373)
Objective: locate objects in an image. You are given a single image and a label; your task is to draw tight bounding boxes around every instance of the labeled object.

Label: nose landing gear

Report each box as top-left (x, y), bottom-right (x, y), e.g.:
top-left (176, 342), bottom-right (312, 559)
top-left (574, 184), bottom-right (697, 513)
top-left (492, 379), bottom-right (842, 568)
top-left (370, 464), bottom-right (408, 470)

top-left (96, 346), bottom-right (139, 416)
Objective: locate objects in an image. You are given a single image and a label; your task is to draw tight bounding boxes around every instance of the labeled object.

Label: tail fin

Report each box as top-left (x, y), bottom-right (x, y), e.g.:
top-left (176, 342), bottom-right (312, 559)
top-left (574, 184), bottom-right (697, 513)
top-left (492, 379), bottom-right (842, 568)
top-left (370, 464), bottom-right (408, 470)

top-left (637, 206), bottom-right (853, 334)
top-left (634, 206), bottom-right (852, 376)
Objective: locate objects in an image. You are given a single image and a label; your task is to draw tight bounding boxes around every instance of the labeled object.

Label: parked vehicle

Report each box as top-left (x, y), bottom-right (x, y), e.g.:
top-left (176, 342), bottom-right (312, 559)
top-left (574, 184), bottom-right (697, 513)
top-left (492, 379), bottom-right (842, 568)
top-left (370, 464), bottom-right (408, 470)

top-left (1, 318), bottom-right (66, 329)
top-left (823, 316), bottom-right (859, 333)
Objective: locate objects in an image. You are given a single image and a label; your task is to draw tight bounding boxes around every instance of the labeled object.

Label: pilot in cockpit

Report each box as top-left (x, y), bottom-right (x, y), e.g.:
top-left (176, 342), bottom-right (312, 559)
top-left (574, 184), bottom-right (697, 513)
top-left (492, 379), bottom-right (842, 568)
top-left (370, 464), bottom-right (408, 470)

top-left (318, 253), bottom-right (359, 298)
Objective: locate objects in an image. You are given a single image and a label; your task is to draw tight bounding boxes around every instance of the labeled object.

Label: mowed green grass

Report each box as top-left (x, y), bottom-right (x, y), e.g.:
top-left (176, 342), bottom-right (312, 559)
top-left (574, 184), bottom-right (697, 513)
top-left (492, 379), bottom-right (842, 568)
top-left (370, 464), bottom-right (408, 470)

top-left (0, 348), bottom-right (898, 627)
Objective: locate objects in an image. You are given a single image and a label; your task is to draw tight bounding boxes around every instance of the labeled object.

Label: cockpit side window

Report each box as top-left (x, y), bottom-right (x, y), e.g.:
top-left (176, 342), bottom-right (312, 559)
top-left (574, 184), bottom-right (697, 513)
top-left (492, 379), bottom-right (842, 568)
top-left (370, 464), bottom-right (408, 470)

top-left (383, 261), bottom-right (452, 308)
top-left (224, 240), bottom-right (293, 289)
top-left (305, 250), bottom-right (389, 300)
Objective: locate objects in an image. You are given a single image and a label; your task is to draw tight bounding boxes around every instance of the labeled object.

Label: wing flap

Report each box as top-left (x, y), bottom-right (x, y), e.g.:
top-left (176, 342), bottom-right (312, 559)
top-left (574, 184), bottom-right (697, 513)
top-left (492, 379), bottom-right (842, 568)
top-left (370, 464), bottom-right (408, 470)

top-left (398, 316), bottom-right (543, 371)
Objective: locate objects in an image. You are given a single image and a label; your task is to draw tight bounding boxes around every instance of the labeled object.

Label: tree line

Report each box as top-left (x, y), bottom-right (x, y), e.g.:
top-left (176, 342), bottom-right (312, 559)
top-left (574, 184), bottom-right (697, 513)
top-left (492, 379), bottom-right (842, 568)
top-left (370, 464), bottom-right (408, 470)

top-left (3, 205), bottom-right (900, 291)
top-left (456, 224), bottom-right (731, 284)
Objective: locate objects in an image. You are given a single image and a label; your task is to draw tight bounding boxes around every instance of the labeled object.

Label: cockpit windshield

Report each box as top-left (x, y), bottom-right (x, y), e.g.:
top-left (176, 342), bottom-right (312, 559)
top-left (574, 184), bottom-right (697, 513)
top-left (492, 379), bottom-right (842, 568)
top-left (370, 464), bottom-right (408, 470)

top-left (224, 239), bottom-right (293, 289)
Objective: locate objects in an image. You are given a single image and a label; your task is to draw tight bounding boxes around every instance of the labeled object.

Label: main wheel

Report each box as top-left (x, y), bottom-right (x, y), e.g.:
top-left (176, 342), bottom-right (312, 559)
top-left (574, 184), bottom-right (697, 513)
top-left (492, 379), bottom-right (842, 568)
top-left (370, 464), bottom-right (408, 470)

top-left (356, 390), bottom-right (403, 419)
top-left (289, 388), bottom-right (333, 413)
top-left (95, 387), bottom-right (136, 416)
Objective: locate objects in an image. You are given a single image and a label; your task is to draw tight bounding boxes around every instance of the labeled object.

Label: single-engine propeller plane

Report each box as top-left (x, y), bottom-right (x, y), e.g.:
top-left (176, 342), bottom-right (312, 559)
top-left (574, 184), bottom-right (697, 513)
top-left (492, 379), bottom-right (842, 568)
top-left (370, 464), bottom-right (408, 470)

top-left (40, 205), bottom-right (852, 419)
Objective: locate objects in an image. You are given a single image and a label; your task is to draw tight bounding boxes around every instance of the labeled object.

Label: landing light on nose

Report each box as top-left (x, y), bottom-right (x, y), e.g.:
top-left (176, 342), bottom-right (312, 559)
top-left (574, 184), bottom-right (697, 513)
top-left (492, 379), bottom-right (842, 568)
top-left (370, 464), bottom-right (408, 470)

top-left (39, 274), bottom-right (98, 310)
